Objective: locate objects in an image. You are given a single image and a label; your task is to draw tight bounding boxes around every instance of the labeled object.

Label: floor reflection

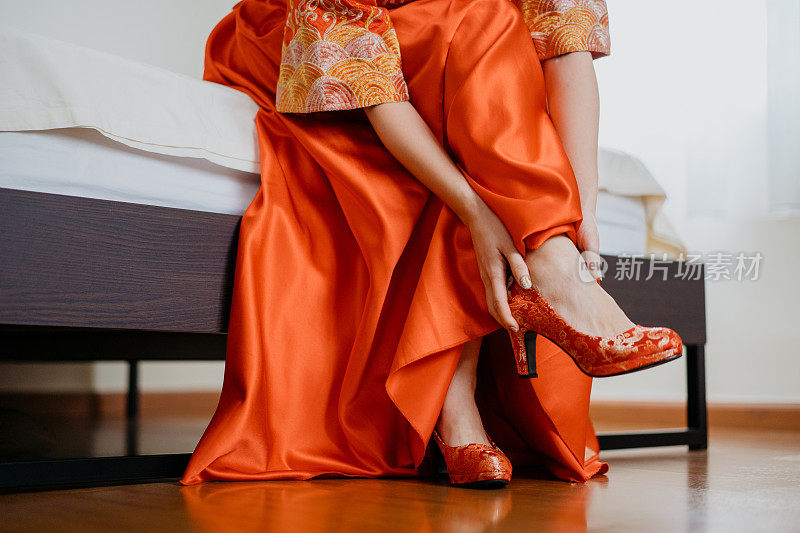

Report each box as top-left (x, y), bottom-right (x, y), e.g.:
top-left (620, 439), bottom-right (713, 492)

top-left (180, 470), bottom-right (596, 532)
top-left (4, 428), bottom-right (798, 531)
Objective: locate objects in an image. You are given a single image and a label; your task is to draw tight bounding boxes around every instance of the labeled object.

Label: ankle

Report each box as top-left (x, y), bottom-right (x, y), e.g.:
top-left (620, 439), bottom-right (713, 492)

top-left (525, 235), bottom-right (578, 272)
top-left (525, 236), bottom-right (586, 287)
top-left (436, 394), bottom-right (491, 447)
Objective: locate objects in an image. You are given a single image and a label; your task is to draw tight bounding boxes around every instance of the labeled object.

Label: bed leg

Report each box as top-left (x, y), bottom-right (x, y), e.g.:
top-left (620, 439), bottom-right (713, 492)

top-left (686, 344), bottom-right (708, 450)
top-left (126, 359), bottom-right (139, 455)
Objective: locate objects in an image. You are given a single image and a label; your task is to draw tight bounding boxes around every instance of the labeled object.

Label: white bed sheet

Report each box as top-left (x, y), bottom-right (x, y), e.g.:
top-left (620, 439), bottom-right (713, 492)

top-left (0, 25), bottom-right (260, 174)
top-left (0, 128), bottom-right (647, 255)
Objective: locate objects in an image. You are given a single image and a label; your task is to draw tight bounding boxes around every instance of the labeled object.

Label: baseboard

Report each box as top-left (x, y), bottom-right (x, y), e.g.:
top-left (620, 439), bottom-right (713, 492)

top-left (590, 401), bottom-right (800, 432)
top-left (2, 393), bottom-right (799, 431)
top-left (97, 391), bottom-right (222, 418)
top-left (0, 391), bottom-right (220, 419)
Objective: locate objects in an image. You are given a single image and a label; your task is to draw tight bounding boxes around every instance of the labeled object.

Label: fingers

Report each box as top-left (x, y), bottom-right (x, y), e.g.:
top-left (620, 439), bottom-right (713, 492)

top-left (576, 217), bottom-right (600, 254)
top-left (486, 261), bottom-right (518, 331)
top-left (576, 221), bottom-right (604, 281)
top-left (580, 250), bottom-right (606, 281)
top-left (505, 249), bottom-right (532, 289)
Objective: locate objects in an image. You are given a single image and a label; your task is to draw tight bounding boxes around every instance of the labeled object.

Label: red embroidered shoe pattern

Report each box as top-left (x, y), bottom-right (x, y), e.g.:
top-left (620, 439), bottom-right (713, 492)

top-left (433, 431), bottom-right (512, 486)
top-left (506, 278), bottom-right (683, 377)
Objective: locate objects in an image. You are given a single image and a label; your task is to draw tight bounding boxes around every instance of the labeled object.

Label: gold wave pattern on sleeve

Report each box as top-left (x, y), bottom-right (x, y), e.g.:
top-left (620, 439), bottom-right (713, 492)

top-left (276, 0), bottom-right (410, 113)
top-left (511, 0), bottom-right (611, 61)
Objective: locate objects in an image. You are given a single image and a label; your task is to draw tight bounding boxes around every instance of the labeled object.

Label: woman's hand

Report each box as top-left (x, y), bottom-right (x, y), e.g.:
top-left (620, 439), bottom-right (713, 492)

top-left (364, 101), bottom-right (530, 330)
top-left (464, 203), bottom-right (531, 332)
top-left (576, 211), bottom-right (604, 280)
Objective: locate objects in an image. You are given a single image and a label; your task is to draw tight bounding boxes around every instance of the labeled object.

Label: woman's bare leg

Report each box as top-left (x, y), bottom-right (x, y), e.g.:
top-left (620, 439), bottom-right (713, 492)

top-left (436, 234), bottom-right (635, 447)
top-left (435, 337), bottom-right (492, 447)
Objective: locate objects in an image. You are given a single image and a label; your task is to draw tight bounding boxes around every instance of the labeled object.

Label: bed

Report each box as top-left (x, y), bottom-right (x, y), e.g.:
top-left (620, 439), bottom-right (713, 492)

top-left (0, 26), bottom-right (707, 488)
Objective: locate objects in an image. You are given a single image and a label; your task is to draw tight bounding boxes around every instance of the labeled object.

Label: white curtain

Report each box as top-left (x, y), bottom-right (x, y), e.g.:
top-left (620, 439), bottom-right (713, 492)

top-left (596, 0), bottom-right (800, 221)
top-left (767, 0), bottom-right (800, 216)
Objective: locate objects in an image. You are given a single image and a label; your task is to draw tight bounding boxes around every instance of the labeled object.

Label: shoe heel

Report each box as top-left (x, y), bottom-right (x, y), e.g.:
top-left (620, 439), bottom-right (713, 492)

top-left (430, 437), bottom-right (447, 476)
top-left (508, 328), bottom-right (537, 378)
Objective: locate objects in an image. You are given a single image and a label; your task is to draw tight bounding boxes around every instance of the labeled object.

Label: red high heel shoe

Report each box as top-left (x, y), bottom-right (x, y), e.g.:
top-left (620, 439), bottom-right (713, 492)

top-left (432, 430), bottom-right (512, 489)
top-left (505, 275), bottom-right (683, 378)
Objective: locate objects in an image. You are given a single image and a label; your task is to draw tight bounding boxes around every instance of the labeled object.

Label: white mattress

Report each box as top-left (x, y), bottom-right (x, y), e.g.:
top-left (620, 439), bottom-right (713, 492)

top-left (0, 127), bottom-right (647, 255)
top-left (595, 191), bottom-right (647, 255)
top-left (0, 128), bottom-right (259, 216)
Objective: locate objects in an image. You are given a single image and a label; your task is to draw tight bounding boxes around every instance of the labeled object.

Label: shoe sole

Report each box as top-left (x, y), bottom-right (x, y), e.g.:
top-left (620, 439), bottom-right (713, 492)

top-left (591, 348), bottom-right (684, 378)
top-left (523, 330), bottom-right (684, 379)
top-left (451, 479), bottom-right (509, 489)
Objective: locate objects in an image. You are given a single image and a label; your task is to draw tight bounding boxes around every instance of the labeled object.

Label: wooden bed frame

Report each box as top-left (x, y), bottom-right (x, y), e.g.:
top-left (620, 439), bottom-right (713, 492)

top-left (0, 187), bottom-right (707, 489)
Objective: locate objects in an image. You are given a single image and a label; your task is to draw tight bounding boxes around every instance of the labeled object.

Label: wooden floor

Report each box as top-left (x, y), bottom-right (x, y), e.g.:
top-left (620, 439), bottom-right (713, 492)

top-left (1, 427), bottom-right (799, 532)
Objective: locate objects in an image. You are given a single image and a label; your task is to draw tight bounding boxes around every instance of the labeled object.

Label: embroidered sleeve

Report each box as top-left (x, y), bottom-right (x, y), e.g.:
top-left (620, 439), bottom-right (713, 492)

top-left (511, 0), bottom-right (611, 61)
top-left (276, 0), bottom-right (411, 113)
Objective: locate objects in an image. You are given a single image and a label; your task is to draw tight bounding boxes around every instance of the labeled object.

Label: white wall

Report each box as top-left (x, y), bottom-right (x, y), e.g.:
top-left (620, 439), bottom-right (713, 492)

top-left (2, 0), bottom-right (797, 403)
top-left (0, 0), bottom-right (236, 79)
top-left (591, 0), bottom-right (800, 403)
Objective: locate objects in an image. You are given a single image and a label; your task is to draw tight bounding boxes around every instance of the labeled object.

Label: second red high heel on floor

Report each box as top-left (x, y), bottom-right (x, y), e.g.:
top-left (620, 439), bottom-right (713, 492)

top-left (432, 430), bottom-right (512, 489)
top-left (505, 275), bottom-right (684, 378)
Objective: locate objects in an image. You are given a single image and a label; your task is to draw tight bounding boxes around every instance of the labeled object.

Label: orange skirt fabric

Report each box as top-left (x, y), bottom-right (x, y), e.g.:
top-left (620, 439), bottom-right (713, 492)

top-left (180, 0), bottom-right (608, 485)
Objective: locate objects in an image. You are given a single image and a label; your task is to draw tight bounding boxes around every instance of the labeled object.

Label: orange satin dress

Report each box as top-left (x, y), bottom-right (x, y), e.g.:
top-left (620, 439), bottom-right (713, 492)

top-left (180, 0), bottom-right (611, 486)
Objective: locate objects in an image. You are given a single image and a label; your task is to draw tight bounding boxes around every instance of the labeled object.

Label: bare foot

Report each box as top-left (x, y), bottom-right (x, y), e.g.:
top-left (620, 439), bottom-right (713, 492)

top-left (523, 234), bottom-right (635, 338)
top-left (435, 337), bottom-right (492, 447)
